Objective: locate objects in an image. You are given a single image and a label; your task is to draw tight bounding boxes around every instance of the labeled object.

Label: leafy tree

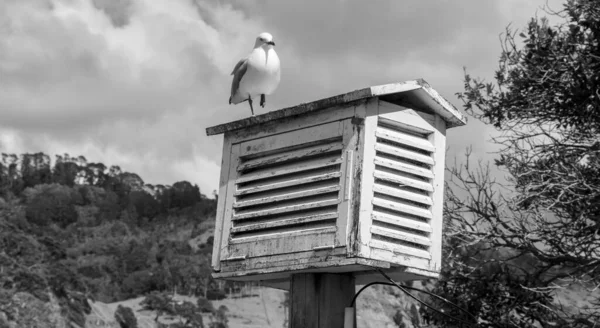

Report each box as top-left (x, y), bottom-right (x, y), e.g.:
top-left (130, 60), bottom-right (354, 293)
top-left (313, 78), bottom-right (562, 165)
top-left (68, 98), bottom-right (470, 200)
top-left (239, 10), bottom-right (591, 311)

top-left (141, 292), bottom-right (174, 322)
top-left (25, 185), bottom-right (79, 228)
top-left (196, 297), bottom-right (214, 314)
top-left (171, 181), bottom-right (201, 208)
top-left (115, 305), bottom-right (138, 328)
top-left (21, 153), bottom-right (51, 188)
top-left (211, 305), bottom-right (228, 328)
top-left (141, 292), bottom-right (204, 328)
top-left (129, 190), bottom-right (160, 219)
top-left (52, 155), bottom-right (80, 187)
top-left (1, 153), bottom-right (23, 195)
top-left (425, 0), bottom-right (600, 326)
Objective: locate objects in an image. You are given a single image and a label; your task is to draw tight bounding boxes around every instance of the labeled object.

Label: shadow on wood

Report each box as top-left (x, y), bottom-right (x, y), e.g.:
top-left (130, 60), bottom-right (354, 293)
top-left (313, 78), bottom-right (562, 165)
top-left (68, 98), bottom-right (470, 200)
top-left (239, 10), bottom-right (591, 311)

top-left (290, 273), bottom-right (355, 328)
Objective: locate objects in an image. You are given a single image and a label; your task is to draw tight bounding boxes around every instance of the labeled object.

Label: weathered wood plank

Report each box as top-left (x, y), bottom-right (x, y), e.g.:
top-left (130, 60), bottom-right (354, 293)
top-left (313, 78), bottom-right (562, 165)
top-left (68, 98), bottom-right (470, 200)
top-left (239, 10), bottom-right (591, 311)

top-left (227, 228), bottom-right (336, 258)
top-left (290, 273), bottom-right (355, 328)
top-left (374, 143), bottom-right (434, 166)
top-left (231, 212), bottom-right (338, 234)
top-left (414, 79), bottom-right (467, 128)
top-left (345, 102), bottom-right (369, 256)
top-left (221, 246), bottom-right (347, 270)
top-left (235, 171), bottom-right (342, 196)
top-left (372, 197), bottom-right (433, 220)
top-left (336, 117), bottom-right (358, 247)
top-left (373, 170), bottom-right (433, 192)
top-left (211, 136), bottom-right (233, 271)
top-left (216, 260), bottom-right (389, 284)
top-left (239, 121), bottom-right (342, 157)
top-left (371, 226), bottom-right (431, 246)
top-left (233, 198), bottom-right (339, 221)
top-left (207, 91), bottom-right (372, 136)
top-left (230, 226), bottom-right (336, 244)
top-left (238, 142), bottom-right (343, 172)
top-left (233, 185), bottom-right (340, 208)
top-left (429, 114), bottom-right (447, 275)
top-left (355, 100), bottom-right (379, 258)
top-left (369, 240), bottom-right (431, 260)
top-left (373, 183), bottom-right (432, 206)
top-left (375, 126), bottom-right (435, 152)
top-left (236, 156), bottom-right (342, 184)
top-left (373, 156), bottom-right (433, 179)
top-left (379, 101), bottom-right (437, 128)
top-left (218, 143), bottom-right (242, 263)
top-left (206, 79), bottom-right (465, 136)
top-left (378, 115), bottom-right (433, 136)
top-left (371, 212), bottom-right (432, 233)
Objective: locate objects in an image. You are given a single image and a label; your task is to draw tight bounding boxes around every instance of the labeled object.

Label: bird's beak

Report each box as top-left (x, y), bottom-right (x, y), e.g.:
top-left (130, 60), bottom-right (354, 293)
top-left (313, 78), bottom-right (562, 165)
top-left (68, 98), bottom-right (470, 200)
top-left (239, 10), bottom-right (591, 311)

top-left (267, 41), bottom-right (275, 46)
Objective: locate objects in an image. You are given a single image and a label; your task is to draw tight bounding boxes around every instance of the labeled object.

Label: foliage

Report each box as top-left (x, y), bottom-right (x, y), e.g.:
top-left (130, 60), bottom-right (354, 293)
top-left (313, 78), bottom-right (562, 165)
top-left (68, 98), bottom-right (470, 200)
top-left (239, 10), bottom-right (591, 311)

top-left (142, 292), bottom-right (205, 328)
top-left (0, 151), bottom-right (219, 326)
top-left (424, 1), bottom-right (600, 327)
top-left (196, 297), bottom-right (215, 313)
top-left (25, 184), bottom-right (80, 228)
top-left (141, 292), bottom-right (175, 322)
top-left (115, 305), bottom-right (138, 328)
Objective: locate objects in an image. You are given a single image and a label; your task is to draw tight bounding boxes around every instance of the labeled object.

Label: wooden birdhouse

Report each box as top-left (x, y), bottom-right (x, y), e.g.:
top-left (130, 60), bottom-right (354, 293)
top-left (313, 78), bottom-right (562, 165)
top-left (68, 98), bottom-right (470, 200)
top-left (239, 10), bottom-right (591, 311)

top-left (206, 79), bottom-right (467, 289)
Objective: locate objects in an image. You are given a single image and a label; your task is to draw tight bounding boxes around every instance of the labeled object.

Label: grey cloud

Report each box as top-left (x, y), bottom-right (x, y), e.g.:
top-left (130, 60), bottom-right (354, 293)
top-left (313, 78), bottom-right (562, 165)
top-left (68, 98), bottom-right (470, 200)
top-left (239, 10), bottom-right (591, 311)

top-left (92, 0), bottom-right (132, 27)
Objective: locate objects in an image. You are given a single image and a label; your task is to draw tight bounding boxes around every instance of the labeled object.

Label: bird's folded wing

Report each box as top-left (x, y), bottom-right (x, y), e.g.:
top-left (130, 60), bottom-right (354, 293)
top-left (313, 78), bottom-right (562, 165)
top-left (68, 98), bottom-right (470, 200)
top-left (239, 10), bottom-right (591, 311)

top-left (231, 57), bottom-right (248, 98)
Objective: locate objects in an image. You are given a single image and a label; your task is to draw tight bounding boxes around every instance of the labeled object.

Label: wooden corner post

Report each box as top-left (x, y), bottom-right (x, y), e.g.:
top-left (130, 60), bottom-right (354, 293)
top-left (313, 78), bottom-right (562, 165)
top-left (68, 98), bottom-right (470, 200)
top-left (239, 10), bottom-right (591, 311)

top-left (290, 273), bottom-right (356, 328)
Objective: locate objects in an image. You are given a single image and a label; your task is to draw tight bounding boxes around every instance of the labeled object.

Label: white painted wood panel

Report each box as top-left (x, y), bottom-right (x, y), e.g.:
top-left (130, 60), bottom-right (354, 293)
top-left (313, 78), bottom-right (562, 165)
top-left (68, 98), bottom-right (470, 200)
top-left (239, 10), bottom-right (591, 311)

top-left (371, 212), bottom-right (432, 233)
top-left (429, 114), bottom-right (447, 273)
top-left (374, 143), bottom-right (434, 166)
top-left (239, 121), bottom-right (342, 157)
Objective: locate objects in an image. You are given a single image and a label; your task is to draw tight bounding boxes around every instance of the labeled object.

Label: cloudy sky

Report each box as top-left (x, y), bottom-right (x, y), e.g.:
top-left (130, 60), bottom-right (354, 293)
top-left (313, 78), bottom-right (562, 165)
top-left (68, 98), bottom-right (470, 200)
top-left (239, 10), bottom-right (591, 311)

top-left (0, 0), bottom-right (564, 195)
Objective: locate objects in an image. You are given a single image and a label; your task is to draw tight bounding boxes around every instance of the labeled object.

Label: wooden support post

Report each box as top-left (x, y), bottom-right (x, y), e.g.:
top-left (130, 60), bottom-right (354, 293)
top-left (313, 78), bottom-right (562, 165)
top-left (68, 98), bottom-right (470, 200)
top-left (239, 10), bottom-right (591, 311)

top-left (290, 273), bottom-right (356, 328)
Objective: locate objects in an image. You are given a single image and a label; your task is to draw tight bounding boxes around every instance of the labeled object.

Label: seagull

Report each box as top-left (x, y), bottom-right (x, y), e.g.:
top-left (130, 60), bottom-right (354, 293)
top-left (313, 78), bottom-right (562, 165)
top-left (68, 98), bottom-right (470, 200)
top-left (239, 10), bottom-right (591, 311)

top-left (229, 32), bottom-right (281, 116)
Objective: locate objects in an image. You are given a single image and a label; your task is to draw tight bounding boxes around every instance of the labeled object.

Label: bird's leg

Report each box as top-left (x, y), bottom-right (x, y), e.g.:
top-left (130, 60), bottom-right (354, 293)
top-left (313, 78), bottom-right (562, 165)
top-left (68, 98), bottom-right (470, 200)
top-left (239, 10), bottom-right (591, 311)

top-left (248, 96), bottom-right (254, 116)
top-left (260, 94), bottom-right (266, 108)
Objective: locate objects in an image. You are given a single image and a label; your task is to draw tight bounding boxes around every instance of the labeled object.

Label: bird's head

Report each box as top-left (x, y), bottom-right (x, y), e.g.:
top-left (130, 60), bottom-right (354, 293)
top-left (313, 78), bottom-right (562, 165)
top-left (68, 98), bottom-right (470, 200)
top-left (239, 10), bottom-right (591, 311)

top-left (255, 32), bottom-right (275, 48)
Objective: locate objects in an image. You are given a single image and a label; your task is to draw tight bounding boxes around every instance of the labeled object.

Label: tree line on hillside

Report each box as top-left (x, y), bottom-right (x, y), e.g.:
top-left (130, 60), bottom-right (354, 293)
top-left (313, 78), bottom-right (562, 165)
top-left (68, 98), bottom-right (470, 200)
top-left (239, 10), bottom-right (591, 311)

top-left (0, 152), bottom-right (246, 328)
top-left (1, 152), bottom-right (207, 214)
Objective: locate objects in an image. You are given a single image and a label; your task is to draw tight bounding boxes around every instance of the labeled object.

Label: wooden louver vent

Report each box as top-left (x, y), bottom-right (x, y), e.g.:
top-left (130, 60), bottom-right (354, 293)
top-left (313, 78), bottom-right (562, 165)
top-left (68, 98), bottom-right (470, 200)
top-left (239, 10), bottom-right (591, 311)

top-left (230, 136), bottom-right (343, 245)
top-left (369, 117), bottom-right (435, 259)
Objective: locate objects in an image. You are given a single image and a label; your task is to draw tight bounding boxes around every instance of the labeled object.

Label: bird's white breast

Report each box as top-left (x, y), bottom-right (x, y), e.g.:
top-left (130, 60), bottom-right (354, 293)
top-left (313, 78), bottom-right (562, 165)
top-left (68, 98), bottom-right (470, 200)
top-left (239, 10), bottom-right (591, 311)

top-left (239, 48), bottom-right (281, 97)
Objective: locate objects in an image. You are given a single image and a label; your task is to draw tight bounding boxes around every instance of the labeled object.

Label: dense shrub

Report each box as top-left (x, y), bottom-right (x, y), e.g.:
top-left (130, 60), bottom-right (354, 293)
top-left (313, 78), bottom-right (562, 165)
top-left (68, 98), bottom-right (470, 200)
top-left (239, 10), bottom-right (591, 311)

top-left (196, 297), bottom-right (214, 313)
top-left (115, 305), bottom-right (138, 328)
top-left (25, 186), bottom-right (79, 228)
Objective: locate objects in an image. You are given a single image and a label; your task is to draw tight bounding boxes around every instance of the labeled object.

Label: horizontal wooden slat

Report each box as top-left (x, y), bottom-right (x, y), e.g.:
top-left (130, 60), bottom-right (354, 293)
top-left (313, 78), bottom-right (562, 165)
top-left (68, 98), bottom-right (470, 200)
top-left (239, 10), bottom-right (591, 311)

top-left (371, 212), bottom-right (432, 233)
top-left (233, 199), bottom-right (340, 221)
top-left (376, 127), bottom-right (434, 152)
top-left (371, 226), bottom-right (431, 247)
top-left (235, 171), bottom-right (342, 196)
top-left (238, 142), bottom-right (343, 172)
top-left (372, 197), bottom-right (433, 220)
top-left (239, 121), bottom-right (342, 157)
top-left (236, 157), bottom-right (343, 184)
top-left (373, 184), bottom-right (432, 206)
top-left (231, 213), bottom-right (338, 234)
top-left (378, 116), bottom-right (433, 136)
top-left (375, 143), bottom-right (434, 166)
top-left (234, 185), bottom-right (340, 208)
top-left (374, 157), bottom-right (433, 179)
top-left (369, 240), bottom-right (431, 259)
top-left (229, 227), bottom-right (336, 245)
top-left (373, 171), bottom-right (433, 192)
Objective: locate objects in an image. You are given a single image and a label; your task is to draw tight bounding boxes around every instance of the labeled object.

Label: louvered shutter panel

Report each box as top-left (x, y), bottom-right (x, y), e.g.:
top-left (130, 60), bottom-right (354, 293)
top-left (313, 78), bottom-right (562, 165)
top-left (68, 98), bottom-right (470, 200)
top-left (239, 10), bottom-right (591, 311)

top-left (222, 121), bottom-right (348, 260)
top-left (369, 117), bottom-right (435, 260)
